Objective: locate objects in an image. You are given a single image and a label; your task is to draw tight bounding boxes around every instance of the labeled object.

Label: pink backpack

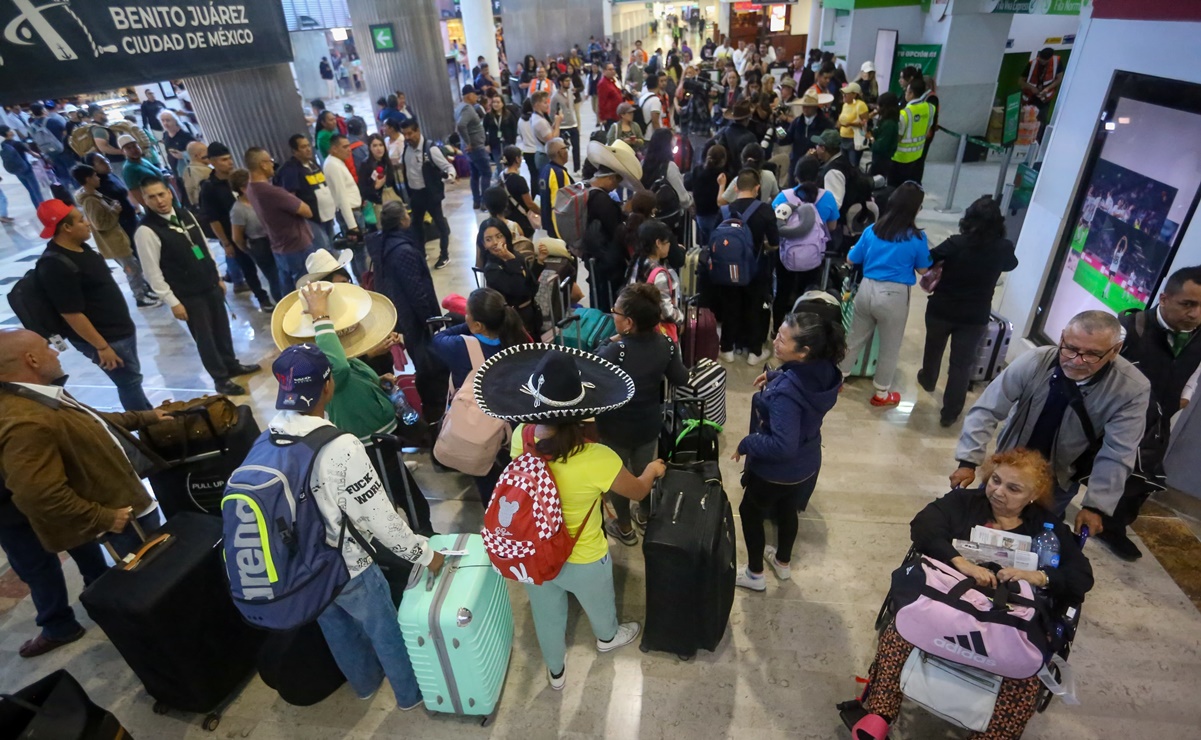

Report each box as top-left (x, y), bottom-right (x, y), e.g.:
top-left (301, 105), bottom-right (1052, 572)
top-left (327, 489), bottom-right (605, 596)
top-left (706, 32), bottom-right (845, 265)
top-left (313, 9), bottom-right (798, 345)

top-left (891, 557), bottom-right (1051, 679)
top-left (646, 266), bottom-right (680, 343)
top-left (433, 337), bottom-right (510, 476)
top-left (778, 188), bottom-right (829, 272)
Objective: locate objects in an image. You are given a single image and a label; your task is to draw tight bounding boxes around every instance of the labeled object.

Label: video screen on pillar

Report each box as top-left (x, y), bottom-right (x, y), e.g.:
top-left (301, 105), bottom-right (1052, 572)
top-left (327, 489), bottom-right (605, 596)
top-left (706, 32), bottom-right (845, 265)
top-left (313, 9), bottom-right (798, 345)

top-left (1041, 96), bottom-right (1201, 339)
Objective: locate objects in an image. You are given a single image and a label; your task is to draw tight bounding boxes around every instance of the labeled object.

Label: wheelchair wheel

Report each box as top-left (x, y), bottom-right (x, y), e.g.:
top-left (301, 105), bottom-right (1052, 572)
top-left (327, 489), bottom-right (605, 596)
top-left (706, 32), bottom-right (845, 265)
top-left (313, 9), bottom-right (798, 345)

top-left (1035, 661), bottom-right (1061, 713)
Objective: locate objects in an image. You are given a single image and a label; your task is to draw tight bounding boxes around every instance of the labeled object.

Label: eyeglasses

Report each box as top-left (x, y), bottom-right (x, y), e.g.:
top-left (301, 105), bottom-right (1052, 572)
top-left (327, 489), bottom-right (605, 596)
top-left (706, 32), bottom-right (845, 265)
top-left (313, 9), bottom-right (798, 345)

top-left (902, 180), bottom-right (925, 193)
top-left (610, 310), bottom-right (627, 319)
top-left (1058, 341), bottom-right (1120, 364)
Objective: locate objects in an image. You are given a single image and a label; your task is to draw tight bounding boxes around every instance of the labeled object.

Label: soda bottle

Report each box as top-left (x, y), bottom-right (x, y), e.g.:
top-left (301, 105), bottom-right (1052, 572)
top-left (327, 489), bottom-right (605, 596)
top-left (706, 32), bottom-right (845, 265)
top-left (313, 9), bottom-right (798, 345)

top-left (1033, 522), bottom-right (1061, 570)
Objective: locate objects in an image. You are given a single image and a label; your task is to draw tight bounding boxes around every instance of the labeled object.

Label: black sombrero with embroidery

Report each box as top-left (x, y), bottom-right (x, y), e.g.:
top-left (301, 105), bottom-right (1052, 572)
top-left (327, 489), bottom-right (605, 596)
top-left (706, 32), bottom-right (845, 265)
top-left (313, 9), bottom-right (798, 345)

top-left (473, 344), bottom-right (635, 423)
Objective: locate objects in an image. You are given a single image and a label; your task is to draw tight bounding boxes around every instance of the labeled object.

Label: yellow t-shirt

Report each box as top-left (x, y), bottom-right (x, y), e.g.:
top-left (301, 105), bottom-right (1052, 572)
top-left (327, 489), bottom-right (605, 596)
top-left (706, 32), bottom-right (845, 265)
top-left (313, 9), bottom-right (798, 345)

top-left (510, 425), bottom-right (623, 564)
top-left (839, 99), bottom-right (870, 139)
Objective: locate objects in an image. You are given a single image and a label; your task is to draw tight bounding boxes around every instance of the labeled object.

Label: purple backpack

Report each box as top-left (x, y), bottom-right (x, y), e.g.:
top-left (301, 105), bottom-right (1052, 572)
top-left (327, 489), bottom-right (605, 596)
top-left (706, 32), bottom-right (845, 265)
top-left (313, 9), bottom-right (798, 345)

top-left (891, 557), bottom-right (1051, 679)
top-left (777, 188), bottom-right (829, 272)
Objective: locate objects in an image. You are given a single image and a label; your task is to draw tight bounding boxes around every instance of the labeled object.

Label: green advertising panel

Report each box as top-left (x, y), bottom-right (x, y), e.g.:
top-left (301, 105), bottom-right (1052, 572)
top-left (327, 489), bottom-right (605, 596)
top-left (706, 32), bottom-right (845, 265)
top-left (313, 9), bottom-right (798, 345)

top-left (890, 44), bottom-right (941, 96)
top-left (1003, 91), bottom-right (1022, 145)
top-left (986, 0), bottom-right (1083, 14)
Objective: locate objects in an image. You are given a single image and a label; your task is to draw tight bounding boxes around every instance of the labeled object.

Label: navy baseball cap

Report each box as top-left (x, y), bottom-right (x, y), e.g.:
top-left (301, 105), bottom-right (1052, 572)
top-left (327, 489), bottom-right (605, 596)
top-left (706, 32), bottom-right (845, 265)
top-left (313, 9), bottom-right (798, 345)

top-left (272, 344), bottom-right (331, 411)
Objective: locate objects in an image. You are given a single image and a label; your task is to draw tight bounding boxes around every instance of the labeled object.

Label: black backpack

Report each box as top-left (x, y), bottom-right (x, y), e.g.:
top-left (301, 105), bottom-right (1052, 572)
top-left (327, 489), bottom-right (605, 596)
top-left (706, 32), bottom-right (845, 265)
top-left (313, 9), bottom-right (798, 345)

top-left (645, 162), bottom-right (683, 230)
top-left (8, 253), bottom-right (77, 340)
top-left (633, 91), bottom-right (656, 132)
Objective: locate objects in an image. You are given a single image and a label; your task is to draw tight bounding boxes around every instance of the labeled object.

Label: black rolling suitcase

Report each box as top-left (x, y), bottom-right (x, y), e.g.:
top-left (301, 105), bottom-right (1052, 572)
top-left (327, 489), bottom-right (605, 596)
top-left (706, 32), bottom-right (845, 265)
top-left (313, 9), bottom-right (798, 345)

top-left (640, 463), bottom-right (736, 659)
top-left (0, 669), bottom-right (132, 740)
top-left (256, 622), bottom-right (346, 706)
top-left (148, 405), bottom-right (260, 518)
top-left (79, 513), bottom-right (263, 730)
top-left (660, 397), bottom-right (720, 465)
top-left (366, 432), bottom-right (432, 605)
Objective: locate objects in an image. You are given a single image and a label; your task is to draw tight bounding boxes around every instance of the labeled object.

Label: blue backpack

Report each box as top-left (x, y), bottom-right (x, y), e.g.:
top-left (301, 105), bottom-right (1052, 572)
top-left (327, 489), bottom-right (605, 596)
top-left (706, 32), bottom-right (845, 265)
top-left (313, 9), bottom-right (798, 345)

top-left (705, 200), bottom-right (762, 286)
top-left (221, 425), bottom-right (357, 630)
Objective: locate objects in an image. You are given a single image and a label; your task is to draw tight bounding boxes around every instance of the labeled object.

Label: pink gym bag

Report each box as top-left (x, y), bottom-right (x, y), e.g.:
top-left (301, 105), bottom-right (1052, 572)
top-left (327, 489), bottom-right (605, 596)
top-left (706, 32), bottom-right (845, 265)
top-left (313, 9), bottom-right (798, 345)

top-left (891, 557), bottom-right (1051, 679)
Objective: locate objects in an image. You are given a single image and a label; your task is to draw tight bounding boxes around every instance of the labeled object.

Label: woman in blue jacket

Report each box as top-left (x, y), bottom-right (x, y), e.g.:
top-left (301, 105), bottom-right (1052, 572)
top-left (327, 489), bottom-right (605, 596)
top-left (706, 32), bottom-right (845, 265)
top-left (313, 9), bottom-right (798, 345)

top-left (733, 311), bottom-right (845, 592)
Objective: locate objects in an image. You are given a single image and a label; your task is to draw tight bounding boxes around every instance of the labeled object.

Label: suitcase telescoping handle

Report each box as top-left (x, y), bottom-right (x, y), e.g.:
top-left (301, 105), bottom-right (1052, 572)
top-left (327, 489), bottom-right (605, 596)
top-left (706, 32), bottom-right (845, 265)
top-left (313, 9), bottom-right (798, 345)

top-left (101, 514), bottom-right (174, 571)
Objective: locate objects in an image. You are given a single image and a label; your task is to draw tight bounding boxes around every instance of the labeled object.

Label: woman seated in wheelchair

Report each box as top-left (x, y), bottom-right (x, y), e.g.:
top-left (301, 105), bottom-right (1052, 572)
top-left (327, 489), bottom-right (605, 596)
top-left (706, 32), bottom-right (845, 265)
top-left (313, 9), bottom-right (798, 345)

top-left (847, 449), bottom-right (1094, 740)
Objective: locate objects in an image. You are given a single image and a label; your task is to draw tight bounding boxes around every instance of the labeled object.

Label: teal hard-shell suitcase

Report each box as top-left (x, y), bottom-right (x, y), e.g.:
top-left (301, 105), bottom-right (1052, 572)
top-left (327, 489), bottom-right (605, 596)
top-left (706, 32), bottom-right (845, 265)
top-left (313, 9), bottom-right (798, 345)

top-left (841, 281), bottom-right (880, 377)
top-left (397, 533), bottom-right (513, 719)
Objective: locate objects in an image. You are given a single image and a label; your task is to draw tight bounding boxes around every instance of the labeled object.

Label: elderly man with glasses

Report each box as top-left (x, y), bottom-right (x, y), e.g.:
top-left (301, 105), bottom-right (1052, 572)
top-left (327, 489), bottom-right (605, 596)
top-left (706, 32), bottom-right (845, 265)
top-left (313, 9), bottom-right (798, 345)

top-left (949, 310), bottom-right (1151, 536)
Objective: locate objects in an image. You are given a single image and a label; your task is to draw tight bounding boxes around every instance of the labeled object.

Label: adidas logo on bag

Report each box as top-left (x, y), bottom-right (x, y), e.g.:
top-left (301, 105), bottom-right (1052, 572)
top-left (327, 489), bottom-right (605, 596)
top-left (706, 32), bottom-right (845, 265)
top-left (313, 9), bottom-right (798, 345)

top-left (933, 630), bottom-right (996, 667)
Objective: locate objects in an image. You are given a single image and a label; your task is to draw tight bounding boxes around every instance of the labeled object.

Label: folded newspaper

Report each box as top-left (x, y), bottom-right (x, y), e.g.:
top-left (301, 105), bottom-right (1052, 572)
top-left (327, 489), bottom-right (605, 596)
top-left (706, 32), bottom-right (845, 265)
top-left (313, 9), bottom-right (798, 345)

top-left (952, 526), bottom-right (1038, 571)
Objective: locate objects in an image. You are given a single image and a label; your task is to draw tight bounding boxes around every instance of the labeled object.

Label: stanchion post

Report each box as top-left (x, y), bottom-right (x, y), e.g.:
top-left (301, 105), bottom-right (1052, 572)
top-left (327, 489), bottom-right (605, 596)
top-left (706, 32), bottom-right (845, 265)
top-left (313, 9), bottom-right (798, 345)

top-left (937, 132), bottom-right (967, 213)
top-left (995, 145), bottom-right (1014, 202)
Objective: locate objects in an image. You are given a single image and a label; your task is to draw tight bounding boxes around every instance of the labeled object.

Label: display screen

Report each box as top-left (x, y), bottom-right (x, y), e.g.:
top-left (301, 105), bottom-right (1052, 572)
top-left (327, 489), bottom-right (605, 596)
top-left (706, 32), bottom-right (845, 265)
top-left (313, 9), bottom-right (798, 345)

top-left (1035, 73), bottom-right (1201, 342)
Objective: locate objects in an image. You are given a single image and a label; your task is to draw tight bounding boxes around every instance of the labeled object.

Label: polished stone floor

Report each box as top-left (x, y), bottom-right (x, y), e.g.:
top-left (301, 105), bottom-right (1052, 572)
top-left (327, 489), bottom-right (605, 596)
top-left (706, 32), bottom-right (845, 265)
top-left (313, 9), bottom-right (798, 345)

top-left (2, 99), bottom-right (1200, 740)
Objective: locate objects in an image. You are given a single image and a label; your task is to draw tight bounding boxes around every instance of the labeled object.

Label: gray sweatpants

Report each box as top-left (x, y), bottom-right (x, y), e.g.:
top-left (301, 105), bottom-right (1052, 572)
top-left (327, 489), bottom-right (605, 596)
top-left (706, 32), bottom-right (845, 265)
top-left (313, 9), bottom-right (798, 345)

top-left (839, 278), bottom-right (911, 392)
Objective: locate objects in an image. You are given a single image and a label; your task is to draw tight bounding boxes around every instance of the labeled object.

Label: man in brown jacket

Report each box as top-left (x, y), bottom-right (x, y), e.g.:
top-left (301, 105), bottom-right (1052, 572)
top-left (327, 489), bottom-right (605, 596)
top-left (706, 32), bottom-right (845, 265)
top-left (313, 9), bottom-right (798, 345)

top-left (0, 328), bottom-right (167, 556)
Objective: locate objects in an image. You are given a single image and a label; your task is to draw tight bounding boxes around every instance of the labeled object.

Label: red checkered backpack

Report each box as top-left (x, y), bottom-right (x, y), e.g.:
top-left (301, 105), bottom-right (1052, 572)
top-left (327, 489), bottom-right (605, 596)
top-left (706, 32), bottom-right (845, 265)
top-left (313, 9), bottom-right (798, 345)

top-left (481, 425), bottom-right (599, 585)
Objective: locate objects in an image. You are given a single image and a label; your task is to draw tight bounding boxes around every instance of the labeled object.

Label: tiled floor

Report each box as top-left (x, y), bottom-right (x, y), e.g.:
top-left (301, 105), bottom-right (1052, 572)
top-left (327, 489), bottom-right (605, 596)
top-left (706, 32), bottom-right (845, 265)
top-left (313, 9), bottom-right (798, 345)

top-left (2, 96), bottom-right (1201, 740)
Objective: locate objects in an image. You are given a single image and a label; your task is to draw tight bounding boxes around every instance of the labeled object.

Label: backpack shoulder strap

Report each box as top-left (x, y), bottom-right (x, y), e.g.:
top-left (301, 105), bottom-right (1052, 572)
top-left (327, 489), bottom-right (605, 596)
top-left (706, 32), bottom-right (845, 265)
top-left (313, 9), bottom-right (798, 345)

top-left (36, 250), bottom-right (79, 275)
top-left (301, 424), bottom-right (348, 453)
top-left (463, 335), bottom-right (487, 371)
top-left (521, 423), bottom-right (538, 455)
top-left (743, 198), bottom-right (762, 222)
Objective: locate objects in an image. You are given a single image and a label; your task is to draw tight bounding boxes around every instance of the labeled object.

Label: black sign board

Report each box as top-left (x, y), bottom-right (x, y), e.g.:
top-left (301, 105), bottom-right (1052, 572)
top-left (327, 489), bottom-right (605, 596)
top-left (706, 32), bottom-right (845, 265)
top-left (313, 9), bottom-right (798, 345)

top-left (0, 1), bottom-right (293, 102)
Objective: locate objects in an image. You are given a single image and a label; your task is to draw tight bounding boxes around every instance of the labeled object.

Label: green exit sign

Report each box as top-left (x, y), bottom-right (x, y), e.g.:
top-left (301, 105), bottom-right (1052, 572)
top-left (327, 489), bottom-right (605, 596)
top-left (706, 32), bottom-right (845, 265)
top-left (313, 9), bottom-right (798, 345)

top-left (370, 23), bottom-right (397, 53)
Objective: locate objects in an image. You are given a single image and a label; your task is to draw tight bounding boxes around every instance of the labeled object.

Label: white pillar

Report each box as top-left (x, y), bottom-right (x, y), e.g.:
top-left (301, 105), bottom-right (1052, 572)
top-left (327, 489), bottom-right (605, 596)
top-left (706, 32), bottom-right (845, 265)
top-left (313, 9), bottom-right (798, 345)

top-left (717, 1), bottom-right (731, 37)
top-left (290, 30), bottom-right (330, 104)
top-left (808, 0), bottom-right (822, 50)
top-left (603, 0), bottom-right (613, 38)
top-left (460, 0), bottom-right (499, 85)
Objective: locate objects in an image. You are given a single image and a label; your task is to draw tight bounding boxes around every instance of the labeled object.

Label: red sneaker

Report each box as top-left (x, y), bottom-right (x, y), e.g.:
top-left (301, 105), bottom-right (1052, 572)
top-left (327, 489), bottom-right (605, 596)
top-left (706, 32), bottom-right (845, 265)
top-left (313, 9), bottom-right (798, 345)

top-left (869, 392), bottom-right (901, 407)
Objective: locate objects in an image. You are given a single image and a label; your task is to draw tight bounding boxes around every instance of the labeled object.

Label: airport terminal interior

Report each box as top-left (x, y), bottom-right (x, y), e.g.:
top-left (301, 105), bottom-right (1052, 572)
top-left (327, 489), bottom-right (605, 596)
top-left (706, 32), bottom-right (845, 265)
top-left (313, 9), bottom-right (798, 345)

top-left (1, 0), bottom-right (1201, 738)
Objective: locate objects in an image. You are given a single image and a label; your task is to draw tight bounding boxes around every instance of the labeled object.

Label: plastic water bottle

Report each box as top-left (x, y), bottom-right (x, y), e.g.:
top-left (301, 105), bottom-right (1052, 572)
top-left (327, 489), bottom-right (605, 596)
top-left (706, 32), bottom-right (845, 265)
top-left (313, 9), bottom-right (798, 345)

top-left (385, 382), bottom-right (420, 426)
top-left (1033, 522), bottom-right (1061, 569)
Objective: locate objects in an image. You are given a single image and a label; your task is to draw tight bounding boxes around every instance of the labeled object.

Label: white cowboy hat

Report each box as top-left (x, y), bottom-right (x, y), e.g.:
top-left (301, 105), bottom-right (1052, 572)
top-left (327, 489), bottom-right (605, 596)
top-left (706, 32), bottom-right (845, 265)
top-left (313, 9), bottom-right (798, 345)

top-left (296, 248), bottom-right (355, 289)
top-left (586, 139), bottom-right (645, 192)
top-left (788, 91), bottom-right (835, 108)
top-left (271, 282), bottom-right (398, 358)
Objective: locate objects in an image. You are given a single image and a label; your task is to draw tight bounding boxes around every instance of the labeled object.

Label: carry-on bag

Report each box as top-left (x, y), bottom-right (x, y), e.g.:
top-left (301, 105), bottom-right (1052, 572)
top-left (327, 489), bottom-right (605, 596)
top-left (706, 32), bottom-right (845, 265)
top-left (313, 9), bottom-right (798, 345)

top-left (891, 556), bottom-right (1051, 679)
top-left (141, 395), bottom-right (240, 460)
top-left (970, 312), bottom-right (1014, 383)
top-left (680, 298), bottom-right (719, 367)
top-left (398, 533), bottom-right (514, 721)
top-left (641, 465), bottom-right (736, 658)
top-left (0, 669), bottom-right (132, 740)
top-left (674, 357), bottom-right (727, 427)
top-left (556, 308), bottom-right (615, 352)
top-left (148, 404), bottom-right (260, 518)
top-left (433, 337), bottom-right (511, 476)
top-left (256, 622), bottom-right (347, 707)
top-left (79, 513), bottom-right (263, 730)
top-left (660, 397), bottom-right (721, 464)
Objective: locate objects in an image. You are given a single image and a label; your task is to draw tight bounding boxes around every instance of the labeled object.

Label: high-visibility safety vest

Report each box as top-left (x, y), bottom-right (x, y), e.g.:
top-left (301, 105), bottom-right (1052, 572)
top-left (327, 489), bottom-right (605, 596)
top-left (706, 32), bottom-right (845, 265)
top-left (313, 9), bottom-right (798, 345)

top-left (894, 100), bottom-right (936, 164)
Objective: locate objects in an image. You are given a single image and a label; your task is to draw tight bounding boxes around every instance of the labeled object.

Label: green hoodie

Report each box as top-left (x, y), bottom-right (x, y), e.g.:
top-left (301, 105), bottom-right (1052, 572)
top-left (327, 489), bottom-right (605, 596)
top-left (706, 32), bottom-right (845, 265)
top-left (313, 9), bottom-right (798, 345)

top-left (313, 318), bottom-right (398, 441)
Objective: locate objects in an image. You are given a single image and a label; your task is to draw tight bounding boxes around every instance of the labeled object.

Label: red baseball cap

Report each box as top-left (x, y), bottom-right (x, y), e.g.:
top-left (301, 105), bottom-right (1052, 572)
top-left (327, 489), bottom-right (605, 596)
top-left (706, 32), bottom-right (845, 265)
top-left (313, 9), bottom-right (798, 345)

top-left (37, 199), bottom-right (75, 239)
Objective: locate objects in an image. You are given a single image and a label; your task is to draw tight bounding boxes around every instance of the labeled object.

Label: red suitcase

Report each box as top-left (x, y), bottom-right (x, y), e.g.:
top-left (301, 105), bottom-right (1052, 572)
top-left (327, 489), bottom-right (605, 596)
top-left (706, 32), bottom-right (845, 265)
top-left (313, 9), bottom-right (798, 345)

top-left (680, 300), bottom-right (719, 367)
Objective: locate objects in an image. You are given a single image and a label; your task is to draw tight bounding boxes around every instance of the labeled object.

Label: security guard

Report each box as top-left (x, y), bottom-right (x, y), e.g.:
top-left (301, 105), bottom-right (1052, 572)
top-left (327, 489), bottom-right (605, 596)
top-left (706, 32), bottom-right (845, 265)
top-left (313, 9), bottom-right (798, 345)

top-left (889, 76), bottom-right (936, 187)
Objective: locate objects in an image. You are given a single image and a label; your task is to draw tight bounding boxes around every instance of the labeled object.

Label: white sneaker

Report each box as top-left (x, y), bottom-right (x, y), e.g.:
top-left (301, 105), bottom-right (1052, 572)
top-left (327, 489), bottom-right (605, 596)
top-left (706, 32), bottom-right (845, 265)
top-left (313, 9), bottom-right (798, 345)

top-left (747, 350), bottom-right (771, 366)
top-left (597, 622), bottom-right (640, 652)
top-left (735, 567), bottom-right (766, 592)
top-left (719, 351), bottom-right (736, 363)
top-left (763, 546), bottom-right (792, 580)
top-left (547, 663), bottom-right (566, 691)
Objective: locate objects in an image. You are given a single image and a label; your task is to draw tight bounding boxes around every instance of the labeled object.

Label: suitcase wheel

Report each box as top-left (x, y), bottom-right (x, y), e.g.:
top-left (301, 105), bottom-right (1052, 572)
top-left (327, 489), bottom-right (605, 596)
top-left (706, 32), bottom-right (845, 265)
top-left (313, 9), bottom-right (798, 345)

top-left (153, 701), bottom-right (169, 715)
top-left (203, 713), bottom-right (221, 731)
top-left (678, 653), bottom-right (693, 662)
top-left (640, 644), bottom-right (650, 653)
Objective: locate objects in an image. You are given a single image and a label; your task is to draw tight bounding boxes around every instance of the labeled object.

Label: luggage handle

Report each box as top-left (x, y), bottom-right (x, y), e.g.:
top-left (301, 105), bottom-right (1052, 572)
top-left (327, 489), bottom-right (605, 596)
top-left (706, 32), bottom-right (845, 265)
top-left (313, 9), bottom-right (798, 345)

top-left (369, 433), bottom-right (421, 528)
top-left (102, 519), bottom-right (175, 571)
